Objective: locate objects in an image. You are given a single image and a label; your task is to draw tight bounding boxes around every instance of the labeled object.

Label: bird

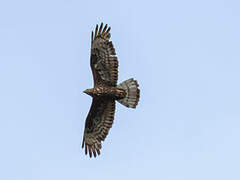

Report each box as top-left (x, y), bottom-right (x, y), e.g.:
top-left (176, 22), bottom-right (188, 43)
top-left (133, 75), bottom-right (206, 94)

top-left (82, 23), bottom-right (140, 158)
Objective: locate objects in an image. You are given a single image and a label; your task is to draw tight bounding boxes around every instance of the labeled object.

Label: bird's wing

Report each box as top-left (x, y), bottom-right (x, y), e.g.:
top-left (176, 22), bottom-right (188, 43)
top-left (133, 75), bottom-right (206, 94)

top-left (82, 97), bottom-right (116, 158)
top-left (90, 23), bottom-right (118, 86)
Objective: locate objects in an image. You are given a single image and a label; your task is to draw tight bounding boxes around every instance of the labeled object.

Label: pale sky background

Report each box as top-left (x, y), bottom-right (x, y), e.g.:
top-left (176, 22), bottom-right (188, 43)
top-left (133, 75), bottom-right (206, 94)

top-left (0, 0), bottom-right (240, 179)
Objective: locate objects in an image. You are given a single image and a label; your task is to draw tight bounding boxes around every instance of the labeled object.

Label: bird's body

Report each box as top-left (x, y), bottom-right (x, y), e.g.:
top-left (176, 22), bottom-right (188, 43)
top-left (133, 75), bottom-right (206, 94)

top-left (82, 23), bottom-right (140, 158)
top-left (84, 86), bottom-right (126, 99)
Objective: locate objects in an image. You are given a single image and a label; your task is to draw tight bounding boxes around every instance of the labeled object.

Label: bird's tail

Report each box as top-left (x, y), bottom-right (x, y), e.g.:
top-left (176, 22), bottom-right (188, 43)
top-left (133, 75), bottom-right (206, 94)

top-left (117, 78), bottom-right (140, 108)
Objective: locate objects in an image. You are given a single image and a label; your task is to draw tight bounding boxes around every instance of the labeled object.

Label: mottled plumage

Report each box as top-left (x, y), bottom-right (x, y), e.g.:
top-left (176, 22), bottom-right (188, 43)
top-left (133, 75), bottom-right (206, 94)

top-left (82, 23), bottom-right (140, 158)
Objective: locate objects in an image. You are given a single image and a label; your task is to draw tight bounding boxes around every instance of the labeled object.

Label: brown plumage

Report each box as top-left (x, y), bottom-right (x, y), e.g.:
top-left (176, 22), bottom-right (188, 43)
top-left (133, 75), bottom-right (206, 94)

top-left (82, 23), bottom-right (140, 158)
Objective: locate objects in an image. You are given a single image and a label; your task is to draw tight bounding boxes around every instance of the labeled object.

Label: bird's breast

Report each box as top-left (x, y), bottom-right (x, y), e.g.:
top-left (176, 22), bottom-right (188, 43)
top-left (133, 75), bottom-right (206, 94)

top-left (93, 87), bottom-right (126, 99)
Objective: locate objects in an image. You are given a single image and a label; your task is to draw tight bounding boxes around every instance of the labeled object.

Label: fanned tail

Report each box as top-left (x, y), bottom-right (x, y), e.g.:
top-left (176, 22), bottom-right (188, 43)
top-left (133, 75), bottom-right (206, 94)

top-left (117, 78), bottom-right (140, 108)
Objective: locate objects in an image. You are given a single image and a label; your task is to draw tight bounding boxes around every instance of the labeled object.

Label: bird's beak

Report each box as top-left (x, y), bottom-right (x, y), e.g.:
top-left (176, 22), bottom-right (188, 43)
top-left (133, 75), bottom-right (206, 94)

top-left (83, 89), bottom-right (90, 95)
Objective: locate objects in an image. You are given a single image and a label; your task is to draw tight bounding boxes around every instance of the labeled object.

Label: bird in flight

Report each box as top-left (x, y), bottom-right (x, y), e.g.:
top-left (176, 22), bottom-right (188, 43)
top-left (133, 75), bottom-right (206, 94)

top-left (82, 23), bottom-right (140, 158)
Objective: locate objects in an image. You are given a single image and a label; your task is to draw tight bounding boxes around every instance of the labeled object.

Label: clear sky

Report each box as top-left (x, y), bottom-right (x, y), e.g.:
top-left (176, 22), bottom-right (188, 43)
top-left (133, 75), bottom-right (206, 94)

top-left (0, 0), bottom-right (240, 179)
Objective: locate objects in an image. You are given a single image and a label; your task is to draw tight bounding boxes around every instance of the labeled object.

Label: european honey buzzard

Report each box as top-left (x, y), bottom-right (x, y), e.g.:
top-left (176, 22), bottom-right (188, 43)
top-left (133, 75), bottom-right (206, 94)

top-left (82, 23), bottom-right (140, 158)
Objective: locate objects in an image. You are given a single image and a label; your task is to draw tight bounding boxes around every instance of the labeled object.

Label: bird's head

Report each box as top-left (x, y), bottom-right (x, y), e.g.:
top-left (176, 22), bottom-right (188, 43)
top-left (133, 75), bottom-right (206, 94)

top-left (83, 88), bottom-right (94, 96)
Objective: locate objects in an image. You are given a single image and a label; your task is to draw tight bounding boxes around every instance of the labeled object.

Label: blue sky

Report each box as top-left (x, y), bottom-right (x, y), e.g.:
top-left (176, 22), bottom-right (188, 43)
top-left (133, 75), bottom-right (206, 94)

top-left (0, 0), bottom-right (240, 179)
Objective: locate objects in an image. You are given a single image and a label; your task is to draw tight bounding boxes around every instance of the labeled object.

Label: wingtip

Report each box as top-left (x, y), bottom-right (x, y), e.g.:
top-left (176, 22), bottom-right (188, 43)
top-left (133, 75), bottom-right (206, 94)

top-left (82, 141), bottom-right (102, 158)
top-left (106, 26), bottom-right (111, 34)
top-left (97, 149), bottom-right (101, 156)
top-left (102, 24), bottom-right (108, 34)
top-left (98, 23), bottom-right (103, 36)
top-left (93, 149), bottom-right (97, 158)
top-left (89, 147), bottom-right (93, 158)
top-left (85, 144), bottom-right (87, 155)
top-left (95, 24), bottom-right (98, 38)
top-left (91, 31), bottom-right (93, 42)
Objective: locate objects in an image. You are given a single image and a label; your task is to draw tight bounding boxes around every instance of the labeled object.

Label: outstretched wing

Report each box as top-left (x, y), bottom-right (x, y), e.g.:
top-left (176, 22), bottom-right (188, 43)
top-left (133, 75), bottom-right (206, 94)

top-left (90, 23), bottom-right (118, 87)
top-left (82, 97), bottom-right (116, 158)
